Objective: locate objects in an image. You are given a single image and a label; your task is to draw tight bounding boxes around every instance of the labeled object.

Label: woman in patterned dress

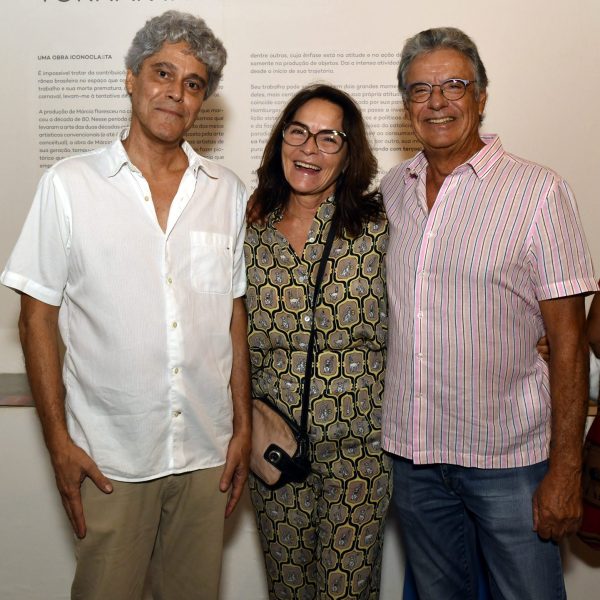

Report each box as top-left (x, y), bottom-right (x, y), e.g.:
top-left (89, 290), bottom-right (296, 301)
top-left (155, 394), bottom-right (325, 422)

top-left (245, 84), bottom-right (392, 599)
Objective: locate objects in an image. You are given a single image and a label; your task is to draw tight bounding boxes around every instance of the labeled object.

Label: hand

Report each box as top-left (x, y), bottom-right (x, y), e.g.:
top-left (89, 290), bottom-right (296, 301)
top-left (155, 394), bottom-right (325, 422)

top-left (532, 468), bottom-right (582, 542)
top-left (50, 441), bottom-right (113, 538)
top-left (536, 335), bottom-right (550, 363)
top-left (219, 430), bottom-right (251, 517)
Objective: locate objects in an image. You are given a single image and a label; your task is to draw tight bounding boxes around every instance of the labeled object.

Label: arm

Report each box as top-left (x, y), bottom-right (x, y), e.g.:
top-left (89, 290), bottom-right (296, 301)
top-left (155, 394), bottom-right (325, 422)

top-left (587, 287), bottom-right (600, 358)
top-left (533, 294), bottom-right (588, 541)
top-left (219, 296), bottom-right (252, 517)
top-left (19, 294), bottom-right (112, 538)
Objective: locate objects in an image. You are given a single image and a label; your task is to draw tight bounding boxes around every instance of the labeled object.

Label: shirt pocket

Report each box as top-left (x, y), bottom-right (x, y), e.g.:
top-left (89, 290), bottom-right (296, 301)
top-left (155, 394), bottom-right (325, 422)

top-left (190, 231), bottom-right (233, 294)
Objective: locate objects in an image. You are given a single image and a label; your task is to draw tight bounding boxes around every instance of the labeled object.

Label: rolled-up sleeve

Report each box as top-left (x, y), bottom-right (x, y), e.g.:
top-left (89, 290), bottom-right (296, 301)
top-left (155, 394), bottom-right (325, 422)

top-left (1, 169), bottom-right (72, 306)
top-left (529, 177), bottom-right (596, 300)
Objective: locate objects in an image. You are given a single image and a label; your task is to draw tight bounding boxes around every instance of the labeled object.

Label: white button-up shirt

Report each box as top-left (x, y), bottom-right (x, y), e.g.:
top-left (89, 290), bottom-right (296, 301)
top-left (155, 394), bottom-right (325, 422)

top-left (1, 136), bottom-right (248, 481)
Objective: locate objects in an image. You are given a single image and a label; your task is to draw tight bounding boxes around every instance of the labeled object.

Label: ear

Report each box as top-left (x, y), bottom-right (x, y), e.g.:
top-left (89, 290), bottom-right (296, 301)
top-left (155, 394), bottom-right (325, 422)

top-left (478, 88), bottom-right (487, 118)
top-left (125, 69), bottom-right (135, 96)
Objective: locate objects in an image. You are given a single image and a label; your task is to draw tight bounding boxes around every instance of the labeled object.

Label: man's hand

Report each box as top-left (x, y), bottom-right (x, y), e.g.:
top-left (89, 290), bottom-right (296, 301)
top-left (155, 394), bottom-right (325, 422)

top-left (219, 430), bottom-right (251, 517)
top-left (18, 294), bottom-right (113, 539)
top-left (50, 440), bottom-right (113, 538)
top-left (536, 295), bottom-right (589, 542)
top-left (532, 468), bottom-right (582, 541)
top-left (222, 296), bottom-right (252, 517)
top-left (536, 335), bottom-right (550, 363)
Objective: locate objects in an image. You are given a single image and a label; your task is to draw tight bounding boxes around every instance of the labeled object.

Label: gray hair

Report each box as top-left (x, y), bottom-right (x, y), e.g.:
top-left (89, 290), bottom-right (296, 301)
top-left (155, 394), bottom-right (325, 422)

top-left (397, 27), bottom-right (488, 102)
top-left (125, 10), bottom-right (227, 98)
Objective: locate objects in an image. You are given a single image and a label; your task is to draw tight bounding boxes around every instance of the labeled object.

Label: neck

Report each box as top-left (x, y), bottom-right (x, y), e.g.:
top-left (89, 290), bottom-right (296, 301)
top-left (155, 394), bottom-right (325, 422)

top-left (424, 136), bottom-right (485, 179)
top-left (122, 128), bottom-right (188, 175)
top-left (285, 193), bottom-right (326, 220)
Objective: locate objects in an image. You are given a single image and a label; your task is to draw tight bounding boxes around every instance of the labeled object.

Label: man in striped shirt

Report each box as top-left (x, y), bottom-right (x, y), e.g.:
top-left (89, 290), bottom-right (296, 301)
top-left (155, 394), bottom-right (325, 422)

top-left (382, 27), bottom-right (597, 599)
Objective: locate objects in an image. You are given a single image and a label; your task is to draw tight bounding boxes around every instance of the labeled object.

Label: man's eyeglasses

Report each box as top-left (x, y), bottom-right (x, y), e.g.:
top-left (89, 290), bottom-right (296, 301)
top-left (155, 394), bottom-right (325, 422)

top-left (282, 122), bottom-right (347, 154)
top-left (405, 78), bottom-right (476, 103)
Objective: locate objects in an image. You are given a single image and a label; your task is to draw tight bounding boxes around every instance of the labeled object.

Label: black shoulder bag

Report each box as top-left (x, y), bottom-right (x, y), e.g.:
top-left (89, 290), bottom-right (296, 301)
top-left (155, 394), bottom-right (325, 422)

top-left (250, 220), bottom-right (337, 489)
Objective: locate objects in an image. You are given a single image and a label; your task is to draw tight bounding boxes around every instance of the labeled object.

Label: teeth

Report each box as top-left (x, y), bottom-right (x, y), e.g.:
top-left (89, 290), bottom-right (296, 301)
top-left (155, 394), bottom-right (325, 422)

top-left (295, 161), bottom-right (320, 171)
top-left (428, 117), bottom-right (454, 124)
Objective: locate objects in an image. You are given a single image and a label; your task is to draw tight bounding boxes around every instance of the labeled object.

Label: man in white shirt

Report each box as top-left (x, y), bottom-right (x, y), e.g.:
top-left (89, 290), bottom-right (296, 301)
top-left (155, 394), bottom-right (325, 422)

top-left (1, 11), bottom-right (250, 599)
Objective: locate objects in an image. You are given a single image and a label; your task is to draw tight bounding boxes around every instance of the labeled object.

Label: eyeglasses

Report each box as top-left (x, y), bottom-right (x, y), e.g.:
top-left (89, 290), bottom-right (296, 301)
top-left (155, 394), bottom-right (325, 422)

top-left (282, 121), bottom-right (347, 154)
top-left (406, 78), bottom-right (476, 103)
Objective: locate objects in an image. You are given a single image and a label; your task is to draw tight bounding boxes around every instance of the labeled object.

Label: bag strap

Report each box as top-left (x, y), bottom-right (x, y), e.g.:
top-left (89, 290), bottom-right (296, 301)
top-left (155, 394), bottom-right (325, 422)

top-left (299, 217), bottom-right (337, 435)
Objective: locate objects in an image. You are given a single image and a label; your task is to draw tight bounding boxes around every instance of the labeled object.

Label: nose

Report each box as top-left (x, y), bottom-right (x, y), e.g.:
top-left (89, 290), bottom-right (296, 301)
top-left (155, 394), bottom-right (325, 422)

top-left (427, 85), bottom-right (448, 109)
top-left (168, 79), bottom-right (184, 102)
top-left (301, 132), bottom-right (319, 153)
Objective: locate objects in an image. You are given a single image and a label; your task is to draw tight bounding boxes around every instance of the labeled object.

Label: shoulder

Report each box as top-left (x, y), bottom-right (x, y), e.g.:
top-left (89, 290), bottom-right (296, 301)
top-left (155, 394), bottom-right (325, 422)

top-left (42, 141), bottom-right (124, 193)
top-left (197, 155), bottom-right (245, 189)
top-left (380, 158), bottom-right (416, 189)
top-left (496, 150), bottom-right (572, 206)
top-left (380, 159), bottom-right (416, 211)
top-left (47, 146), bottom-right (110, 178)
top-left (491, 139), bottom-right (565, 186)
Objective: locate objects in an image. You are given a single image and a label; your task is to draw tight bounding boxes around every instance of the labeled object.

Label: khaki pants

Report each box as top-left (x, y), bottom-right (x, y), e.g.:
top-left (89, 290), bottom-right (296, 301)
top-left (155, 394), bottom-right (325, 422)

top-left (72, 466), bottom-right (227, 600)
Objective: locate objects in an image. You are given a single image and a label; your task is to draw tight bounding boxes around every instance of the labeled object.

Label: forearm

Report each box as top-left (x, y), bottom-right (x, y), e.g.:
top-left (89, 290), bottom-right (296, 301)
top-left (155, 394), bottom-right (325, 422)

top-left (542, 296), bottom-right (589, 474)
top-left (229, 297), bottom-right (252, 436)
top-left (532, 296), bottom-right (589, 539)
top-left (547, 335), bottom-right (588, 474)
top-left (18, 294), bottom-right (110, 537)
top-left (18, 294), bottom-right (70, 454)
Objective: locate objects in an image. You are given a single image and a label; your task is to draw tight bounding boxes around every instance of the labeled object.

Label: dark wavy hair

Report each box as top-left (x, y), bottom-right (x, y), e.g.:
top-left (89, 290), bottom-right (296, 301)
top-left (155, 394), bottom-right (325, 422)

top-left (249, 84), bottom-right (383, 238)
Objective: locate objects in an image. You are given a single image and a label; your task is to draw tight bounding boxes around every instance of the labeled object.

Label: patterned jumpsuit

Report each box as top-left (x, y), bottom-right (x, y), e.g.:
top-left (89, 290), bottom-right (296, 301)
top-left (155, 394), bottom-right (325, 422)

top-left (245, 197), bottom-right (392, 599)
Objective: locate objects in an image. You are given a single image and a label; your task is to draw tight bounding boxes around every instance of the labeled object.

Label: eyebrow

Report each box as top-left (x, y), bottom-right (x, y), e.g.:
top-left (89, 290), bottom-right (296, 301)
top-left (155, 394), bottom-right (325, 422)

top-left (289, 120), bottom-right (340, 134)
top-left (150, 60), bottom-right (207, 86)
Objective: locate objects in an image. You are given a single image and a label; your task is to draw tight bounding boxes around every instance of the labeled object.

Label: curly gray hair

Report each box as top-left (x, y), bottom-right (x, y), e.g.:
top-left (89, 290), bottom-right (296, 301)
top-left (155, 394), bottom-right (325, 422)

top-left (125, 10), bottom-right (226, 98)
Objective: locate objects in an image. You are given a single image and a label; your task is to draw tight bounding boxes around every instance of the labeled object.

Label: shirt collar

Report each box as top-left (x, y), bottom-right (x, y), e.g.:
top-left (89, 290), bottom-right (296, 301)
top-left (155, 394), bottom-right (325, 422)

top-left (269, 194), bottom-right (336, 227)
top-left (403, 134), bottom-right (504, 183)
top-left (99, 128), bottom-right (219, 180)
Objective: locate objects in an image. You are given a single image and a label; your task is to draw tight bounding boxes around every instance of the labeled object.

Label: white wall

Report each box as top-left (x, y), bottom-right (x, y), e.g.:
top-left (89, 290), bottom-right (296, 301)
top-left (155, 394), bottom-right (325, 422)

top-left (1, 1), bottom-right (599, 598)
top-left (2, 0), bottom-right (600, 369)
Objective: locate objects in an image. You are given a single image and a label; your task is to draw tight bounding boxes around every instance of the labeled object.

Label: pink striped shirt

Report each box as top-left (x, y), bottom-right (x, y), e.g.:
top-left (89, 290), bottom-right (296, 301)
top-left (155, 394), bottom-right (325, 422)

top-left (381, 135), bottom-right (597, 468)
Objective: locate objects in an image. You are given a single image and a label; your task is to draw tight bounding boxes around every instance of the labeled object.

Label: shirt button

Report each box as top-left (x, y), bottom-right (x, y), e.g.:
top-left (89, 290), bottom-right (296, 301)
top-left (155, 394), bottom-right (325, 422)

top-left (427, 230), bottom-right (435, 238)
top-left (304, 315), bottom-right (311, 322)
top-left (308, 237), bottom-right (315, 243)
top-left (172, 367), bottom-right (179, 375)
top-left (144, 196), bottom-right (150, 202)
top-left (416, 352), bottom-right (423, 360)
top-left (172, 321), bottom-right (178, 329)
top-left (172, 410), bottom-right (181, 417)
top-left (167, 276), bottom-right (173, 285)
top-left (417, 311), bottom-right (423, 319)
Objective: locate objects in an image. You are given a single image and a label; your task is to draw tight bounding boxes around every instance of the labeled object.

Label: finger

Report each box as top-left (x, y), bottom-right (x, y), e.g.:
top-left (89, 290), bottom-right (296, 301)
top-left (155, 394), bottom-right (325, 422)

top-left (86, 463), bottom-right (113, 494)
top-left (224, 474), bottom-right (243, 518)
top-left (62, 488), bottom-right (86, 538)
top-left (219, 459), bottom-right (235, 493)
top-left (60, 495), bottom-right (80, 537)
top-left (531, 496), bottom-right (539, 531)
top-left (535, 511), bottom-right (558, 541)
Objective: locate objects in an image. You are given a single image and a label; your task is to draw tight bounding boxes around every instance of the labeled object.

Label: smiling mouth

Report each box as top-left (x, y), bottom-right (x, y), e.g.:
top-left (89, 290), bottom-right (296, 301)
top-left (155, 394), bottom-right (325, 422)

top-left (294, 160), bottom-right (321, 171)
top-left (427, 117), bottom-right (455, 124)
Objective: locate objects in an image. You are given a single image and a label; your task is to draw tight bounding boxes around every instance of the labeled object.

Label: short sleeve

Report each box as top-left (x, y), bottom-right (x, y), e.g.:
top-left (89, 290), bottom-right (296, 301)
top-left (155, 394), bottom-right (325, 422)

top-left (528, 176), bottom-right (596, 300)
top-left (0, 169), bottom-right (72, 305)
